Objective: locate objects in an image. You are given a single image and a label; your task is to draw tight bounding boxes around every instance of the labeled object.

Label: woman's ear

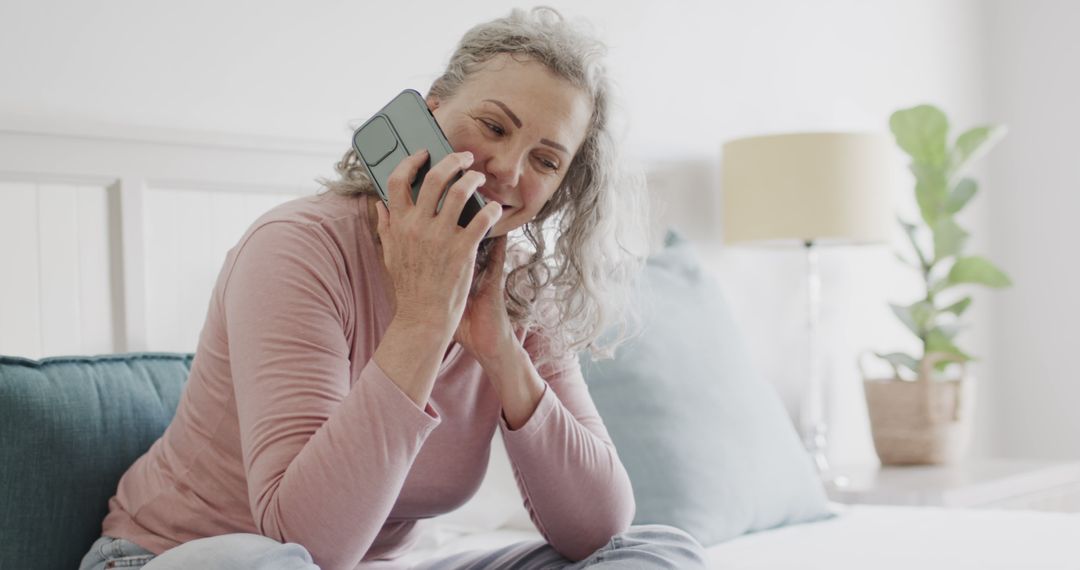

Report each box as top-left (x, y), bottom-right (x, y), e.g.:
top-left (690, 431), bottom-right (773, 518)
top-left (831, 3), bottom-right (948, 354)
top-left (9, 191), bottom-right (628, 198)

top-left (425, 95), bottom-right (440, 112)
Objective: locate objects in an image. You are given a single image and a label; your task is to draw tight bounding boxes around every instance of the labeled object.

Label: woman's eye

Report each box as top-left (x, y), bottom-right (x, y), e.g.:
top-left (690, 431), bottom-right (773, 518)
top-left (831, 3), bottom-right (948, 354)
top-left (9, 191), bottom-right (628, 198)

top-left (537, 157), bottom-right (559, 172)
top-left (482, 120), bottom-right (505, 136)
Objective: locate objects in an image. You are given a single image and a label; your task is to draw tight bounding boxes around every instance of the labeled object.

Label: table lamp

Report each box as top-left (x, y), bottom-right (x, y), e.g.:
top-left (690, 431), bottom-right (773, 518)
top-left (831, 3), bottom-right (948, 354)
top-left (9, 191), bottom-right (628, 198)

top-left (721, 132), bottom-right (897, 474)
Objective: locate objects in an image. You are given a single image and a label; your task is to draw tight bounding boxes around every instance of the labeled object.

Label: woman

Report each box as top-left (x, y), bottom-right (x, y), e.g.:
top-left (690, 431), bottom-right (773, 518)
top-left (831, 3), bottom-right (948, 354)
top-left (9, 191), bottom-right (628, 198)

top-left (80, 7), bottom-right (708, 570)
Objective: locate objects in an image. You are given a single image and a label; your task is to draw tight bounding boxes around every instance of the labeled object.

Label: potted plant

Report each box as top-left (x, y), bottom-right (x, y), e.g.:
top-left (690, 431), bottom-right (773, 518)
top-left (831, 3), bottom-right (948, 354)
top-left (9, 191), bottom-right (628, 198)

top-left (861, 104), bottom-right (1012, 465)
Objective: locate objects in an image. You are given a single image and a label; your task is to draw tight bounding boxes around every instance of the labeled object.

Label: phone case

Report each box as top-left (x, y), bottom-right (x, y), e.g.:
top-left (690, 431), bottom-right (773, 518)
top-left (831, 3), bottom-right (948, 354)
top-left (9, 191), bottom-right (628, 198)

top-left (351, 89), bottom-right (488, 231)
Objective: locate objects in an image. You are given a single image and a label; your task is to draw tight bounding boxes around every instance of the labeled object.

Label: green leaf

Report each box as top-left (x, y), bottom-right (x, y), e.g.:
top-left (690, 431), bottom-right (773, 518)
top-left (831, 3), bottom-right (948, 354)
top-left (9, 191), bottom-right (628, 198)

top-left (875, 352), bottom-right (920, 377)
top-left (942, 296), bottom-right (973, 317)
top-left (937, 322), bottom-right (967, 341)
top-left (929, 275), bottom-right (949, 296)
top-left (893, 300), bottom-right (936, 336)
top-left (945, 178), bottom-right (978, 215)
top-left (923, 348), bottom-right (973, 374)
top-left (947, 256), bottom-right (1013, 288)
top-left (899, 216), bottom-right (929, 268)
top-left (890, 303), bottom-right (920, 336)
top-left (926, 329), bottom-right (973, 363)
top-left (910, 162), bottom-right (942, 184)
top-left (932, 217), bottom-right (969, 261)
top-left (949, 125), bottom-right (1007, 177)
top-left (894, 252), bottom-right (919, 268)
top-left (911, 300), bottom-right (936, 333)
top-left (915, 169), bottom-right (949, 225)
top-left (890, 105), bottom-right (950, 168)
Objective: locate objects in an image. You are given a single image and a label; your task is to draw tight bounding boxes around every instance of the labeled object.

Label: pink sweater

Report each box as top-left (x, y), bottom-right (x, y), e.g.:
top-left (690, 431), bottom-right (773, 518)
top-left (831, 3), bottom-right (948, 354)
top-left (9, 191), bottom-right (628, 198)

top-left (101, 191), bottom-right (635, 570)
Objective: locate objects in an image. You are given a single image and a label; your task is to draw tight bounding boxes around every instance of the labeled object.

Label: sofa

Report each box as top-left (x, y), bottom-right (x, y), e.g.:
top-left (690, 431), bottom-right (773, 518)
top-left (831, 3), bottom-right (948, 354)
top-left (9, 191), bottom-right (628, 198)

top-left (0, 353), bottom-right (193, 568)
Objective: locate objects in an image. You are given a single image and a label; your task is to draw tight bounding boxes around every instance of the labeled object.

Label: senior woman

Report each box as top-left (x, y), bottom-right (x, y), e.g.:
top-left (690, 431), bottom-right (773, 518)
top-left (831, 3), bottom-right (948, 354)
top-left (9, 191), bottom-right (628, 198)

top-left (80, 7), bottom-right (707, 570)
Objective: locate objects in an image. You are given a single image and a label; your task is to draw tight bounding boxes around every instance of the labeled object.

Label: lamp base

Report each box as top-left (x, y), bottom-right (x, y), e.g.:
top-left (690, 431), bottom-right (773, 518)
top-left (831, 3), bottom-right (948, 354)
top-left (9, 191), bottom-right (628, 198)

top-left (801, 239), bottom-right (831, 479)
top-left (803, 423), bottom-right (831, 475)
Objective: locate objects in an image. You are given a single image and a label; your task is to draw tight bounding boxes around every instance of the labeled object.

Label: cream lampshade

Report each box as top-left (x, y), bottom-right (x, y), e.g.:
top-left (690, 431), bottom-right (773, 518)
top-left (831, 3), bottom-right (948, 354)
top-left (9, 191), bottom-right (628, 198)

top-left (722, 132), bottom-right (896, 245)
top-left (720, 131), bottom-right (898, 475)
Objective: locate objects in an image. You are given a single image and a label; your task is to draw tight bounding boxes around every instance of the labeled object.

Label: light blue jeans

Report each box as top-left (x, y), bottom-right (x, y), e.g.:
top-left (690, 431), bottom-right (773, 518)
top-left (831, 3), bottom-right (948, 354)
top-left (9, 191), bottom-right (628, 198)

top-left (79, 524), bottom-right (708, 569)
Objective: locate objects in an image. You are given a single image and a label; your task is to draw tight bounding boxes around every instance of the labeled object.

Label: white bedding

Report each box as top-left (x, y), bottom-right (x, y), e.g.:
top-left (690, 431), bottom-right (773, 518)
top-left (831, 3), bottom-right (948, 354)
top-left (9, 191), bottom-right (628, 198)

top-left (708, 503), bottom-right (1080, 570)
top-left (387, 503), bottom-right (1080, 569)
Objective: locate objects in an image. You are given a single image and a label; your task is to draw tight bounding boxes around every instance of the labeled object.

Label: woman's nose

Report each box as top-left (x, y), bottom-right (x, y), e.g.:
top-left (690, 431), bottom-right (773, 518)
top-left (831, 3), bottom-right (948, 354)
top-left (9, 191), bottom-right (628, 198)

top-left (484, 151), bottom-right (524, 189)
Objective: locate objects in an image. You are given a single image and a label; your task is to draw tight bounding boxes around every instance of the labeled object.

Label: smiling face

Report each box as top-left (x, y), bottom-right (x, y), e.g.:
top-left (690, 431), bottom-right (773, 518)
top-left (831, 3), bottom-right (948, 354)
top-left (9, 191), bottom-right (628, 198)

top-left (427, 54), bottom-right (593, 237)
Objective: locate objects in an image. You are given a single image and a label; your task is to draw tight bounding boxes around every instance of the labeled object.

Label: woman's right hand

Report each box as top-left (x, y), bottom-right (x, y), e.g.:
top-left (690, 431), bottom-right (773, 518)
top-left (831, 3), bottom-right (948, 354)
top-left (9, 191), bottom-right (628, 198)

top-left (374, 148), bottom-right (504, 339)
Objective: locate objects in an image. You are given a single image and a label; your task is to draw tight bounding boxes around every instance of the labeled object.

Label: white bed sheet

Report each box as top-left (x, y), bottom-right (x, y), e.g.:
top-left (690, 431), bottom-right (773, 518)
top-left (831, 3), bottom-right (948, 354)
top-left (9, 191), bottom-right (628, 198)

top-left (708, 503), bottom-right (1080, 570)
top-left (385, 503), bottom-right (1080, 569)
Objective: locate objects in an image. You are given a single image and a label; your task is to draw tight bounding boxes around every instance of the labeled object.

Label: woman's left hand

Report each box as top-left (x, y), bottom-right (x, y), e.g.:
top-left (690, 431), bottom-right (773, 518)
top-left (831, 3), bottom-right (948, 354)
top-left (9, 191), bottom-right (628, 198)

top-left (453, 235), bottom-right (526, 365)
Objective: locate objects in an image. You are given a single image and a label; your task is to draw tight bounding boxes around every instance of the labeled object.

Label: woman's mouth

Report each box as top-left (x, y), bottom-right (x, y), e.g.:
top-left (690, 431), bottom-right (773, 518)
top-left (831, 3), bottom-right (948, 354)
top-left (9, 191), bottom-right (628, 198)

top-left (478, 188), bottom-right (514, 210)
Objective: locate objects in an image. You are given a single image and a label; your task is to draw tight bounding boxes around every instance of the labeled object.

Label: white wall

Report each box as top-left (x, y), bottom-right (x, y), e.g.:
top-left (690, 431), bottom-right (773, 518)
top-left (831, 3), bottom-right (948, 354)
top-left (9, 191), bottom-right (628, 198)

top-left (0, 0), bottom-right (1009, 466)
top-left (0, 0), bottom-right (986, 153)
top-left (980, 0), bottom-right (1080, 460)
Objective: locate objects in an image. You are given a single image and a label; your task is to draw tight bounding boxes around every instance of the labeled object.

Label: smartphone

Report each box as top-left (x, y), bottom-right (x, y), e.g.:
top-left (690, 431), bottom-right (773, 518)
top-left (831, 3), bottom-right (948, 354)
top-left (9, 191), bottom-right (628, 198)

top-left (351, 89), bottom-right (488, 232)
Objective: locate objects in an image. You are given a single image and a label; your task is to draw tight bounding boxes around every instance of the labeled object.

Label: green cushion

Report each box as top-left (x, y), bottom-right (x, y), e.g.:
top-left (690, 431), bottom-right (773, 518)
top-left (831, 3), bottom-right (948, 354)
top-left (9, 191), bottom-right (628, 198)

top-left (0, 352), bottom-right (193, 570)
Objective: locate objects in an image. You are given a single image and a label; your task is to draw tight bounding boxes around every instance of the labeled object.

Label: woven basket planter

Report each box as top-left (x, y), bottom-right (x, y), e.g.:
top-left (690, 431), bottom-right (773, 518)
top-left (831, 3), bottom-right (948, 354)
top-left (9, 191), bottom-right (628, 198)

top-left (861, 352), bottom-right (975, 465)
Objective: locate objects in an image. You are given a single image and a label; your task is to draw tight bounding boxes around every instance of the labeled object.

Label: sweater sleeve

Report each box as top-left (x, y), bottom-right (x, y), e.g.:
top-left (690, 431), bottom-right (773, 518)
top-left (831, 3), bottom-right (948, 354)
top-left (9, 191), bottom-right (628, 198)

top-left (222, 221), bottom-right (440, 570)
top-left (497, 328), bottom-right (636, 561)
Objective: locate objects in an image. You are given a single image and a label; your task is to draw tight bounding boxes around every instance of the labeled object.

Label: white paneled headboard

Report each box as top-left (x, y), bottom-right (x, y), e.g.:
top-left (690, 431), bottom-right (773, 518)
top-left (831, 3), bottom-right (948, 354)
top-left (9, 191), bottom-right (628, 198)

top-left (0, 126), bottom-right (712, 360)
top-left (0, 126), bottom-right (343, 358)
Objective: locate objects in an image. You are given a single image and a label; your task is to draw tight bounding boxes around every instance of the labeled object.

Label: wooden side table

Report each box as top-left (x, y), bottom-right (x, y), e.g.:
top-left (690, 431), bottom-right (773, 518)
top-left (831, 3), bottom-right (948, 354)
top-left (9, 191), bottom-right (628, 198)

top-left (825, 459), bottom-right (1080, 512)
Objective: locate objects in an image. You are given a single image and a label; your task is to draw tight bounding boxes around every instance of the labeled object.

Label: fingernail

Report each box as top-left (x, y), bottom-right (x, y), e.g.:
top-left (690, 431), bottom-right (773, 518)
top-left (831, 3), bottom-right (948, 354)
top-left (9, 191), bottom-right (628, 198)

top-left (463, 151), bottom-right (474, 162)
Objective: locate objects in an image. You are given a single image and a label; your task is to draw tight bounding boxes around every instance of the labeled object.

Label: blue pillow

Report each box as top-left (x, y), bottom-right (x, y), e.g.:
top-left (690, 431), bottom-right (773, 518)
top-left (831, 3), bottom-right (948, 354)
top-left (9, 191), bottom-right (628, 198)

top-left (581, 230), bottom-right (831, 546)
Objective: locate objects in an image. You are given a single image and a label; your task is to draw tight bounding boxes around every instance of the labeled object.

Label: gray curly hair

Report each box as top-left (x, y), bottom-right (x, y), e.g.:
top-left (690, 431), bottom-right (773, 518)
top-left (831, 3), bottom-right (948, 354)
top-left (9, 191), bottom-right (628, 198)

top-left (320, 6), bottom-right (647, 364)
